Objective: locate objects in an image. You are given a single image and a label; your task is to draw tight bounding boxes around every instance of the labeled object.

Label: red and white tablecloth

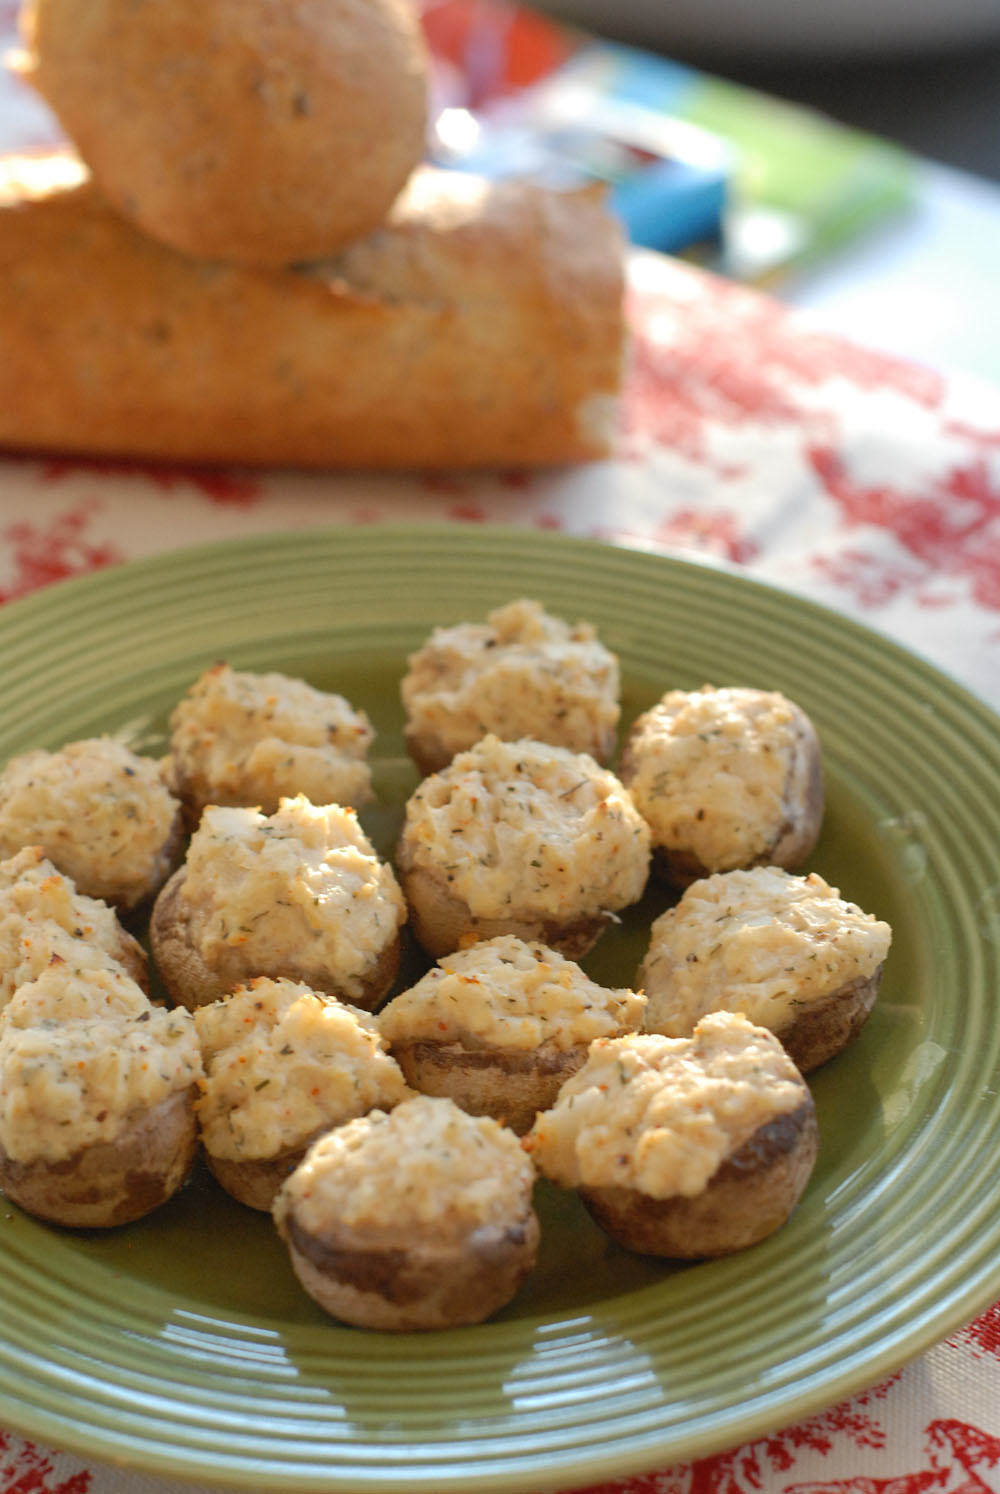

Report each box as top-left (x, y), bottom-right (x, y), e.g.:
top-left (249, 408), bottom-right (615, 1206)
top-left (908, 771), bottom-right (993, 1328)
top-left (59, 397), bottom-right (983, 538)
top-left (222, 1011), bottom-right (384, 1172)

top-left (2, 6), bottom-right (1000, 1490)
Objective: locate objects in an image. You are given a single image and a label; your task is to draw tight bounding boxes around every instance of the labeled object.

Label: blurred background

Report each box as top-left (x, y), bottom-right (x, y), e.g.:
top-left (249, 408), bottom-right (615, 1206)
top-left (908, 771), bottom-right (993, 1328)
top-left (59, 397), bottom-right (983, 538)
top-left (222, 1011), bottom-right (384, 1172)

top-left (4, 0), bottom-right (996, 379)
top-left (422, 0), bottom-right (1000, 385)
top-left (529, 0), bottom-right (1000, 182)
top-left (721, 50), bottom-right (999, 187)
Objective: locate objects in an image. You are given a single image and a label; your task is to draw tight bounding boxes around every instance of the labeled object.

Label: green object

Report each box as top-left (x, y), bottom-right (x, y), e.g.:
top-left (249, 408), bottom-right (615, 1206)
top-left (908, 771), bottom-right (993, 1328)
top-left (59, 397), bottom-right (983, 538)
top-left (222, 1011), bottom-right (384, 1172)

top-left (554, 42), bottom-right (914, 280)
top-left (687, 71), bottom-right (915, 280)
top-left (0, 524), bottom-right (997, 1490)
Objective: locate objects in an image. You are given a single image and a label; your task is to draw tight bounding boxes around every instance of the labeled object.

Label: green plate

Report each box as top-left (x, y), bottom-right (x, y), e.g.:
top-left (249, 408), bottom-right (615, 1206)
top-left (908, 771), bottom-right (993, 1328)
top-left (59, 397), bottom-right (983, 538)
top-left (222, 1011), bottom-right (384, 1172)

top-left (0, 523), bottom-right (998, 1492)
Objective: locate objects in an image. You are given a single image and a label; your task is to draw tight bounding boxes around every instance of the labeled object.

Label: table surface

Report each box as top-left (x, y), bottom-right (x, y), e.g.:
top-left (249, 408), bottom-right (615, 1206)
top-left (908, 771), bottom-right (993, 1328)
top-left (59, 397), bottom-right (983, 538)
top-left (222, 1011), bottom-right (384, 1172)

top-left (781, 157), bottom-right (1000, 390)
top-left (1, 13), bottom-right (1000, 1494)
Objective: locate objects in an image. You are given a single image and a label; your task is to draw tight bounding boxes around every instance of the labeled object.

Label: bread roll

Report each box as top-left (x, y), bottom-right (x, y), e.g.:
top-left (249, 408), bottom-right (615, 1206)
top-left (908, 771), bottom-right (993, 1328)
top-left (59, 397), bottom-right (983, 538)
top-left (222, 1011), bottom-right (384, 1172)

top-left (0, 150), bottom-right (625, 469)
top-left (16, 0), bottom-right (429, 267)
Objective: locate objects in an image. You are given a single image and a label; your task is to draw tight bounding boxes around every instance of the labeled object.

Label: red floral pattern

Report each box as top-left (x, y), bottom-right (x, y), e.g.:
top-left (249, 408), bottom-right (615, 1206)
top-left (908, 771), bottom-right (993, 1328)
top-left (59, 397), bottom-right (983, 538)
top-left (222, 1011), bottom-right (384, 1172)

top-left (805, 446), bottom-right (1000, 613)
top-left (0, 501), bottom-right (123, 602)
top-left (955, 1302), bottom-right (1000, 1362)
top-left (30, 456), bottom-right (263, 508)
top-left (0, 1434), bottom-right (91, 1494)
top-left (621, 273), bottom-right (948, 468)
top-left (571, 1415), bottom-right (1000, 1494)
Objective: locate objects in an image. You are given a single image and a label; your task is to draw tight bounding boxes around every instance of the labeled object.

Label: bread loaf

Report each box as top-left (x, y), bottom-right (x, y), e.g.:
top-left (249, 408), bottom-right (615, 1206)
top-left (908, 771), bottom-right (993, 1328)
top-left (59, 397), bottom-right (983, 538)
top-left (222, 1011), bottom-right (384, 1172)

top-left (16, 0), bottom-right (430, 267)
top-left (0, 150), bottom-right (625, 469)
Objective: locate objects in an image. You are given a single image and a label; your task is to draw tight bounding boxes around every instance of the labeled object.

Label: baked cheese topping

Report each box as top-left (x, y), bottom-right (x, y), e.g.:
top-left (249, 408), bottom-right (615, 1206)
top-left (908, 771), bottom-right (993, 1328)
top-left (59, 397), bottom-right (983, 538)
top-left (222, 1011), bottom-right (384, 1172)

top-left (399, 735), bottom-right (650, 919)
top-left (274, 1094), bottom-right (536, 1238)
top-left (0, 737), bottom-right (178, 908)
top-left (401, 599), bottom-right (620, 763)
top-left (379, 935), bottom-right (645, 1051)
top-left (623, 687), bottom-right (813, 870)
top-left (0, 964), bottom-right (201, 1164)
top-left (2, 961), bottom-right (151, 1028)
top-left (0, 847), bottom-right (136, 1009)
top-left (525, 1014), bottom-right (806, 1199)
top-left (640, 867), bottom-right (892, 1037)
top-left (195, 977), bottom-right (410, 1161)
top-left (163, 663), bottom-right (373, 813)
top-left (179, 796), bottom-right (405, 999)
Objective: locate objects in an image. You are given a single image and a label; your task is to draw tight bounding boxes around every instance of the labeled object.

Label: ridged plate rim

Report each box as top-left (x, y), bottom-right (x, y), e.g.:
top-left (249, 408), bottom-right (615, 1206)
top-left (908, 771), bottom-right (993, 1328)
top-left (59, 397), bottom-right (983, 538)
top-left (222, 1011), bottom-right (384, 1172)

top-left (0, 522), bottom-right (997, 1492)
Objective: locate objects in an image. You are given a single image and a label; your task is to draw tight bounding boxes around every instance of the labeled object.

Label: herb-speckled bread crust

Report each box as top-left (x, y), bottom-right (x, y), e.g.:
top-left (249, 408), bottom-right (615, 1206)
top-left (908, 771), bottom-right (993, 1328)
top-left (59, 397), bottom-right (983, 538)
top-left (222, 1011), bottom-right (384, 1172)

top-left (0, 152), bottom-right (624, 469)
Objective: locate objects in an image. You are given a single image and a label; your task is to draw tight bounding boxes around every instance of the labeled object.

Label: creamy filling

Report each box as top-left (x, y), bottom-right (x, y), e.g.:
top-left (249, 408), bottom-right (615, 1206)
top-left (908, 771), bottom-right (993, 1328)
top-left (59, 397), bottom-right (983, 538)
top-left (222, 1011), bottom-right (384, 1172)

top-left (625, 687), bottom-right (809, 869)
top-left (195, 977), bottom-right (410, 1160)
top-left (400, 735), bottom-right (650, 919)
top-left (640, 866), bottom-right (892, 1036)
top-left (0, 963), bottom-right (201, 1164)
top-left (0, 737), bottom-right (178, 906)
top-left (380, 935), bottom-right (645, 1051)
top-left (164, 662), bottom-right (373, 811)
top-left (401, 599), bottom-right (619, 761)
top-left (526, 1013), bottom-right (808, 1199)
top-left (274, 1094), bottom-right (536, 1237)
top-left (0, 847), bottom-right (137, 1010)
top-left (179, 797), bottom-right (406, 998)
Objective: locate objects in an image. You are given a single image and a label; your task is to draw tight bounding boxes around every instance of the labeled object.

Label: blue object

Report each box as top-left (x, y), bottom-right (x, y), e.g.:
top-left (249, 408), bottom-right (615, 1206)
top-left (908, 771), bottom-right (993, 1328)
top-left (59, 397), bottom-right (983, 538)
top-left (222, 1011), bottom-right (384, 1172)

top-left (429, 43), bottom-right (731, 252)
top-left (609, 154), bottom-right (727, 251)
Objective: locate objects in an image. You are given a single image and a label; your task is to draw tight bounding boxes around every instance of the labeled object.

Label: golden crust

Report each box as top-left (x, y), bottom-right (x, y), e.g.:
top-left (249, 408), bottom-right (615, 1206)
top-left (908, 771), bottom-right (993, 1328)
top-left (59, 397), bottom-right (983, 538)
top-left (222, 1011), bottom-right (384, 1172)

top-left (18, 0), bottom-right (428, 266)
top-left (580, 1096), bottom-right (818, 1258)
top-left (149, 868), bottom-right (401, 1013)
top-left (388, 1038), bottom-right (589, 1136)
top-left (277, 1204), bottom-right (540, 1331)
top-left (0, 1085), bottom-right (198, 1228)
top-left (0, 151), bottom-right (624, 469)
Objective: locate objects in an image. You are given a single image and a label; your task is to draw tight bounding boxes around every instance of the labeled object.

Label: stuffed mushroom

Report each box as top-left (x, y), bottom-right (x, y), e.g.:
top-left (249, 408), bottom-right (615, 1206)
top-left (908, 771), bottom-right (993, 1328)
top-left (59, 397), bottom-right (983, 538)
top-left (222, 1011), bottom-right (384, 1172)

top-left (273, 1094), bottom-right (539, 1330)
top-left (620, 686), bottom-right (823, 887)
top-left (638, 866), bottom-right (892, 1072)
top-left (396, 734), bottom-right (650, 959)
top-left (379, 935), bottom-right (645, 1134)
top-left (525, 1014), bottom-right (818, 1258)
top-left (401, 599), bottom-right (620, 774)
top-left (0, 962), bottom-right (201, 1227)
top-left (150, 795), bottom-right (406, 1012)
top-left (194, 976), bottom-right (411, 1210)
